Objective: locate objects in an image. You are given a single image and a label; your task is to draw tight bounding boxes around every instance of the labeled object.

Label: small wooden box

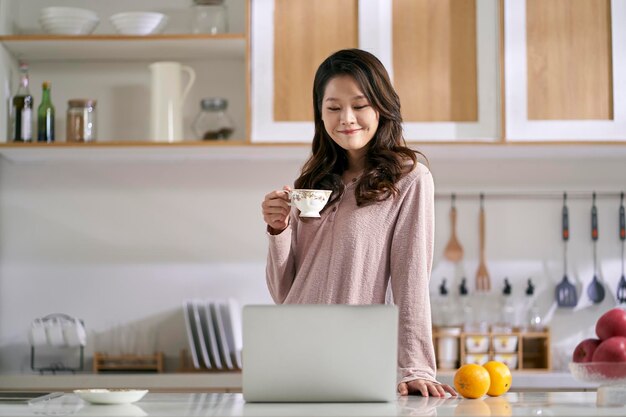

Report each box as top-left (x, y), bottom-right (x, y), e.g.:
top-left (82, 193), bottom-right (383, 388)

top-left (93, 352), bottom-right (164, 373)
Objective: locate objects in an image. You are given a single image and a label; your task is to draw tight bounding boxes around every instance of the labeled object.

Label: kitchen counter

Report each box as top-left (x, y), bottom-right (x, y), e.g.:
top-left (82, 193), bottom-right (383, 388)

top-left (0, 371), bottom-right (597, 392)
top-left (1, 391), bottom-right (625, 416)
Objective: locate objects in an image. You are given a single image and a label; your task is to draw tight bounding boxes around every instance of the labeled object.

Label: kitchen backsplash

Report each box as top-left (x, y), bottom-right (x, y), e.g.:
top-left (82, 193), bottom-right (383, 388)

top-left (0, 154), bottom-right (625, 373)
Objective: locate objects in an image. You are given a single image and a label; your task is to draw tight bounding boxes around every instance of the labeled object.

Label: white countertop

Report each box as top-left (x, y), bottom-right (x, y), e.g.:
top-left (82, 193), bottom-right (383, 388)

top-left (1, 392), bottom-right (625, 416)
top-left (0, 371), bottom-right (597, 392)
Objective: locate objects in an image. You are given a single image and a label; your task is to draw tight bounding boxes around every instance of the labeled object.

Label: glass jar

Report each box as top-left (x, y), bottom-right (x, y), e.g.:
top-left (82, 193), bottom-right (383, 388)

top-left (191, 0), bottom-right (228, 34)
top-left (192, 97), bottom-right (234, 140)
top-left (66, 99), bottom-right (97, 142)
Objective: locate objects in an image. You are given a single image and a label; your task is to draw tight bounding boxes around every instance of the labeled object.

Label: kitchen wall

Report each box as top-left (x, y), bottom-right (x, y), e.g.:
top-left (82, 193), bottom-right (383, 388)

top-left (1, 146), bottom-right (625, 373)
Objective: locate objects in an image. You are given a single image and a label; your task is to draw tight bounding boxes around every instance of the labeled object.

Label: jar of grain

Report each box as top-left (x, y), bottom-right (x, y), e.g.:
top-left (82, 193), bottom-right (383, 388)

top-left (66, 99), bottom-right (97, 142)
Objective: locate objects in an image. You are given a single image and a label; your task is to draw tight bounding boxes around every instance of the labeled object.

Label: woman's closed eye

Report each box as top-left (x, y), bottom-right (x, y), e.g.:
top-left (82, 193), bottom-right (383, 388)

top-left (326, 105), bottom-right (369, 112)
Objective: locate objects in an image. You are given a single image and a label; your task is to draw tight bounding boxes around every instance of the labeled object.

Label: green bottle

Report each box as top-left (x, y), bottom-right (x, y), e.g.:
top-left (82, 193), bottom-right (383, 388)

top-left (37, 81), bottom-right (55, 143)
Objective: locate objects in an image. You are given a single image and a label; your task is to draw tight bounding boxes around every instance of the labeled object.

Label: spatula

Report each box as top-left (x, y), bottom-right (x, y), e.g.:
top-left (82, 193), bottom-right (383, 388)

top-left (475, 193), bottom-right (490, 291)
top-left (617, 192), bottom-right (626, 304)
top-left (556, 193), bottom-right (578, 308)
top-left (587, 192), bottom-right (605, 303)
top-left (443, 194), bottom-right (464, 262)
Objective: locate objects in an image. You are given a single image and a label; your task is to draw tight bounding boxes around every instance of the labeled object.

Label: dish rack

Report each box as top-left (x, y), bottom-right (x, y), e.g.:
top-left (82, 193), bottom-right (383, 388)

top-left (29, 313), bottom-right (86, 374)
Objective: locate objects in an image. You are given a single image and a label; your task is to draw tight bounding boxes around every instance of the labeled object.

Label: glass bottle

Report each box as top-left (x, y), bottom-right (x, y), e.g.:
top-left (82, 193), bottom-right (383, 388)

top-left (191, 0), bottom-right (228, 34)
top-left (37, 81), bottom-right (55, 143)
top-left (11, 62), bottom-right (34, 142)
top-left (524, 278), bottom-right (543, 331)
top-left (493, 277), bottom-right (515, 333)
top-left (192, 97), bottom-right (235, 140)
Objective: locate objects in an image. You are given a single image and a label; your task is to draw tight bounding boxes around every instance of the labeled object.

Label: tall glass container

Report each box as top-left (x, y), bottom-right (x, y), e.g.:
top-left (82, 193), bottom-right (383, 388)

top-left (191, 0), bottom-right (228, 34)
top-left (66, 99), bottom-right (97, 142)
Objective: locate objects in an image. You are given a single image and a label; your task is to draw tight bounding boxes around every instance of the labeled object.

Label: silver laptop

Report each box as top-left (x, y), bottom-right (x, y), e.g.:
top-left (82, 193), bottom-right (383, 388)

top-left (242, 304), bottom-right (398, 402)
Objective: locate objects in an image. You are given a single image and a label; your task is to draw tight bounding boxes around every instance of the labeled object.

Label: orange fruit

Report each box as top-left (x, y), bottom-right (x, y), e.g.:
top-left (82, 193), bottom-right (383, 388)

top-left (483, 361), bottom-right (512, 397)
top-left (454, 363), bottom-right (491, 399)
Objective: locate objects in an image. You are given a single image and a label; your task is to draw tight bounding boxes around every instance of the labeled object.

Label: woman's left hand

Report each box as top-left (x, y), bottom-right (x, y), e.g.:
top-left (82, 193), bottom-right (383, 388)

top-left (397, 380), bottom-right (457, 397)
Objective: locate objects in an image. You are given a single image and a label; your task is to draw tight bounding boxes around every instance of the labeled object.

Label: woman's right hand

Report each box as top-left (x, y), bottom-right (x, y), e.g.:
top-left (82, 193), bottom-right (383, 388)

top-left (262, 186), bottom-right (291, 234)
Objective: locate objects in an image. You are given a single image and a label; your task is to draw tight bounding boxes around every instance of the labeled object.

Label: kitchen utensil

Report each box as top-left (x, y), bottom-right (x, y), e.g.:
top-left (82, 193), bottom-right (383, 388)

top-left (149, 61), bottom-right (196, 142)
top-left (443, 193), bottom-right (464, 262)
top-left (556, 193), bottom-right (578, 307)
top-left (617, 192), bottom-right (626, 304)
top-left (587, 192), bottom-right (605, 303)
top-left (475, 193), bottom-right (490, 291)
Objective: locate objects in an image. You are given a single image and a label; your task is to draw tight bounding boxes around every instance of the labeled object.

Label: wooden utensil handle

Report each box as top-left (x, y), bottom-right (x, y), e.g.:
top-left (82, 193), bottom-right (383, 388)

top-left (479, 206), bottom-right (485, 253)
top-left (591, 193), bottom-right (598, 241)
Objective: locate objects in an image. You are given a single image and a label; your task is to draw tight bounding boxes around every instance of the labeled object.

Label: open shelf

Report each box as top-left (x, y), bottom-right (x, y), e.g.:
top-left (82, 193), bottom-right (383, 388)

top-left (0, 34), bottom-right (246, 61)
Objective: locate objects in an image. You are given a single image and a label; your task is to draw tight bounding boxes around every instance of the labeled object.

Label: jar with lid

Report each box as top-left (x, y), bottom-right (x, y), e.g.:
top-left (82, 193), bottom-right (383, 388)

top-left (66, 99), bottom-right (97, 142)
top-left (192, 97), bottom-right (234, 140)
top-left (191, 0), bottom-right (228, 34)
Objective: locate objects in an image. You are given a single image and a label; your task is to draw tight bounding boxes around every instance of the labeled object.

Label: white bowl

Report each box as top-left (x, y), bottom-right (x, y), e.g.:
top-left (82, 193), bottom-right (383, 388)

top-left (494, 353), bottom-right (518, 370)
top-left (39, 18), bottom-right (99, 35)
top-left (465, 335), bottom-right (490, 353)
top-left (465, 353), bottom-right (489, 366)
top-left (493, 335), bottom-right (518, 353)
top-left (74, 389), bottom-right (148, 405)
top-left (41, 7), bottom-right (98, 20)
top-left (110, 12), bottom-right (167, 35)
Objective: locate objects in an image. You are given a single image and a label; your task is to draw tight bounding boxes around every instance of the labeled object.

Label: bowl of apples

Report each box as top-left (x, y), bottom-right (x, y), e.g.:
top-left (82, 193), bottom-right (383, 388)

top-left (570, 308), bottom-right (626, 406)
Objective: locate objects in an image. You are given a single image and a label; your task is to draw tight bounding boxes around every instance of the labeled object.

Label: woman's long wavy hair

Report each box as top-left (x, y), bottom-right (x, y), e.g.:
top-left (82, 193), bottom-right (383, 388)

top-left (294, 48), bottom-right (423, 208)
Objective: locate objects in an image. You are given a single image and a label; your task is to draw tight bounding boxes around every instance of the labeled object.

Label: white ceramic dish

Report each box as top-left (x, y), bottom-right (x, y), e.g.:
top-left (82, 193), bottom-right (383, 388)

top-left (493, 335), bottom-right (518, 353)
top-left (228, 298), bottom-right (243, 367)
top-left (465, 335), bottom-right (489, 353)
top-left (109, 12), bottom-right (168, 35)
top-left (494, 353), bottom-right (518, 369)
top-left (199, 301), bottom-right (223, 369)
top-left (182, 301), bottom-right (201, 369)
top-left (74, 389), bottom-right (148, 405)
top-left (192, 300), bottom-right (213, 369)
top-left (465, 353), bottom-right (489, 366)
top-left (210, 302), bottom-right (234, 370)
top-left (41, 7), bottom-right (98, 20)
top-left (221, 301), bottom-right (242, 368)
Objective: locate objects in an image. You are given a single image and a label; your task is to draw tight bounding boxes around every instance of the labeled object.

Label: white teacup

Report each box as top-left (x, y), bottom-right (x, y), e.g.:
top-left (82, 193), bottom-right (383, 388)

top-left (289, 189), bottom-right (332, 217)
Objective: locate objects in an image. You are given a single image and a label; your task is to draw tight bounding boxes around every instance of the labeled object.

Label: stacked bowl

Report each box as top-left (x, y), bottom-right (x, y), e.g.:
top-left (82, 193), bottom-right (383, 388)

top-left (110, 12), bottom-right (168, 35)
top-left (39, 7), bottom-right (99, 35)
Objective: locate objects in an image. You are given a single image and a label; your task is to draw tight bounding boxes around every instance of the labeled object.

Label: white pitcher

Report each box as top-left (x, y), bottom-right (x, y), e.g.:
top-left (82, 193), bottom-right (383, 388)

top-left (149, 61), bottom-right (196, 142)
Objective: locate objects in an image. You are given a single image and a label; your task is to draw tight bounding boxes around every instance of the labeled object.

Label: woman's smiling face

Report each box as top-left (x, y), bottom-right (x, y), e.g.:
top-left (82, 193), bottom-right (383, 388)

top-left (321, 75), bottom-right (379, 156)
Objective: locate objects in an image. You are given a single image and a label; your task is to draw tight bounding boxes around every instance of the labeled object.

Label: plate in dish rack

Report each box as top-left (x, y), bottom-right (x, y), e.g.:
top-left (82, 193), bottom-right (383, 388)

top-left (74, 389), bottom-right (148, 405)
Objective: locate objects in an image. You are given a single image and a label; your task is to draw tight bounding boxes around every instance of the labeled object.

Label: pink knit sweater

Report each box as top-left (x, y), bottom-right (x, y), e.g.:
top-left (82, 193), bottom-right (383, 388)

top-left (266, 162), bottom-right (437, 384)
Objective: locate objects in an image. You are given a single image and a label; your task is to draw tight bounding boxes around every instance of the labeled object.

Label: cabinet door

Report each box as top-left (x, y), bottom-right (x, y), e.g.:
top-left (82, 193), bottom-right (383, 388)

top-left (251, 0), bottom-right (500, 143)
top-left (505, 0), bottom-right (626, 140)
top-left (389, 0), bottom-right (500, 141)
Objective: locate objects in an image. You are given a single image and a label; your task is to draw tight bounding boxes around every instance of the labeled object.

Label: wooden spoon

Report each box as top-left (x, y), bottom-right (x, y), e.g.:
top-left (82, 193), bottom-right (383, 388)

top-left (475, 194), bottom-right (491, 291)
top-left (443, 194), bottom-right (464, 262)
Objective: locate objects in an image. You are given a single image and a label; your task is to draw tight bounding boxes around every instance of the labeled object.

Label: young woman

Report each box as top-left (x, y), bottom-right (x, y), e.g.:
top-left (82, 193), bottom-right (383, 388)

top-left (261, 49), bottom-right (456, 397)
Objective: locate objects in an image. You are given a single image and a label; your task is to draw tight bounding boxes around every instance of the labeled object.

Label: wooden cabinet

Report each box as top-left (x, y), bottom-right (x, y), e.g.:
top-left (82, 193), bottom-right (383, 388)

top-left (0, 0), bottom-right (249, 144)
top-left (251, 0), bottom-right (500, 143)
top-left (504, 0), bottom-right (626, 140)
top-left (433, 326), bottom-right (551, 371)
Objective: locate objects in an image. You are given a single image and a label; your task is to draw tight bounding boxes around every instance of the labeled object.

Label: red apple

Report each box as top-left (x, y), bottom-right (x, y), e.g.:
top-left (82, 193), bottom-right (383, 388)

top-left (591, 336), bottom-right (626, 362)
top-left (573, 338), bottom-right (602, 363)
top-left (596, 308), bottom-right (626, 341)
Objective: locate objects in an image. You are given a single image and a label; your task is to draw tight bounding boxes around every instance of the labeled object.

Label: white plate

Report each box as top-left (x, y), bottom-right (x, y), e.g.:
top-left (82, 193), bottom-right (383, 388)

top-left (182, 301), bottom-right (200, 369)
top-left (221, 300), bottom-right (242, 369)
top-left (192, 300), bottom-right (212, 369)
top-left (74, 389), bottom-right (148, 405)
top-left (210, 301), bottom-right (234, 370)
top-left (228, 298), bottom-right (243, 366)
top-left (199, 301), bottom-right (222, 369)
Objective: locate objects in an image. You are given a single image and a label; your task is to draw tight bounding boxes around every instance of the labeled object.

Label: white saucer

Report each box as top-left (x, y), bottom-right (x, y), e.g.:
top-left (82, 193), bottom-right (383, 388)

top-left (74, 389), bottom-right (148, 405)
